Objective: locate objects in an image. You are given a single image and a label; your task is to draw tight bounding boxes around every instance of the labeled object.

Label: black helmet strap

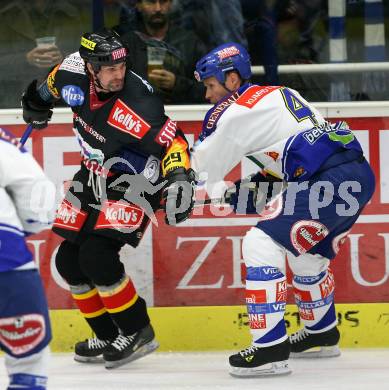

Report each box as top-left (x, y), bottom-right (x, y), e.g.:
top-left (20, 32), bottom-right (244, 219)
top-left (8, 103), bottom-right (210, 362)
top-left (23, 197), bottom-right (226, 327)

top-left (86, 62), bottom-right (110, 92)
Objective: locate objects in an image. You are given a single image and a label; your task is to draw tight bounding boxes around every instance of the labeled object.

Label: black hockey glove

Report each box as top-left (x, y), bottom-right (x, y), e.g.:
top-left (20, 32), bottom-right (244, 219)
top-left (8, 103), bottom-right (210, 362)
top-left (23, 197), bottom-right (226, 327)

top-left (21, 80), bottom-right (53, 129)
top-left (163, 168), bottom-right (196, 225)
top-left (226, 172), bottom-right (284, 214)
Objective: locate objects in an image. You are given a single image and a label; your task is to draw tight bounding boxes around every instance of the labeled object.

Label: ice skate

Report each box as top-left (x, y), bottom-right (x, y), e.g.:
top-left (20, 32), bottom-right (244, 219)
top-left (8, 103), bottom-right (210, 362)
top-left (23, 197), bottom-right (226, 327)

top-left (229, 339), bottom-right (291, 377)
top-left (289, 326), bottom-right (341, 358)
top-left (103, 324), bottom-right (159, 369)
top-left (74, 337), bottom-right (112, 363)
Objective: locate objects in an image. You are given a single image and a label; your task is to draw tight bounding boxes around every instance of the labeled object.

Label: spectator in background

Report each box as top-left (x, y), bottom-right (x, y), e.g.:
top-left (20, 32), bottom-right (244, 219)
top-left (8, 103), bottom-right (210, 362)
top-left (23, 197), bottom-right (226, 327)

top-left (114, 0), bottom-right (207, 104)
top-left (0, 0), bottom-right (83, 108)
top-left (275, 0), bottom-right (326, 64)
top-left (240, 0), bottom-right (279, 85)
top-left (173, 0), bottom-right (247, 50)
top-left (275, 0), bottom-right (329, 101)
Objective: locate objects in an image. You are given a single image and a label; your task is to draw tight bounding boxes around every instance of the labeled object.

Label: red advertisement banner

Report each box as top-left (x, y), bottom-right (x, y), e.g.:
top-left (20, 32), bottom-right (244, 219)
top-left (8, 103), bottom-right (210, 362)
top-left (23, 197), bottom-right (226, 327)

top-left (4, 117), bottom-right (389, 308)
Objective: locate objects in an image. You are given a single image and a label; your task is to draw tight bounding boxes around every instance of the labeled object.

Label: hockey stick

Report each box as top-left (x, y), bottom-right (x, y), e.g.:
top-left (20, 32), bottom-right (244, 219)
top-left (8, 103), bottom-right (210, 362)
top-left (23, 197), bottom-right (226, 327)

top-left (20, 124), bottom-right (33, 146)
top-left (193, 197), bottom-right (228, 207)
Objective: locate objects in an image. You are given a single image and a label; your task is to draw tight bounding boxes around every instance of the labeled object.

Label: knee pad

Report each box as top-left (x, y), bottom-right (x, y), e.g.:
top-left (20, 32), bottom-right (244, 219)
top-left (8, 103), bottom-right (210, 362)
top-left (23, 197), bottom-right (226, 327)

top-left (78, 235), bottom-right (125, 285)
top-left (55, 240), bottom-right (87, 285)
top-left (242, 227), bottom-right (286, 274)
top-left (287, 251), bottom-right (330, 277)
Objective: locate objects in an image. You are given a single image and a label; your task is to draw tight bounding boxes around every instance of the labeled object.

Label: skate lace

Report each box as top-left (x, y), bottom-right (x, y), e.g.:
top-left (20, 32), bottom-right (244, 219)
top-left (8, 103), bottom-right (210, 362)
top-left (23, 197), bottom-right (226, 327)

top-left (111, 334), bottom-right (135, 351)
top-left (88, 338), bottom-right (108, 349)
top-left (290, 328), bottom-right (310, 344)
top-left (239, 345), bottom-right (260, 357)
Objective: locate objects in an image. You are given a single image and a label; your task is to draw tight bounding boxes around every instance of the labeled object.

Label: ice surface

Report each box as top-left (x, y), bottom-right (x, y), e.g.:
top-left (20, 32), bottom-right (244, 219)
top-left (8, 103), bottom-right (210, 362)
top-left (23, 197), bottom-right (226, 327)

top-left (1, 350), bottom-right (389, 390)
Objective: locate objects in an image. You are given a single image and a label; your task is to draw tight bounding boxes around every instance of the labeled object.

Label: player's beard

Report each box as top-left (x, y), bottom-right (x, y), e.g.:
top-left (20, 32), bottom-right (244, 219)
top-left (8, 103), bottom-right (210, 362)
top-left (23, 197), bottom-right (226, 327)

top-left (107, 78), bottom-right (124, 92)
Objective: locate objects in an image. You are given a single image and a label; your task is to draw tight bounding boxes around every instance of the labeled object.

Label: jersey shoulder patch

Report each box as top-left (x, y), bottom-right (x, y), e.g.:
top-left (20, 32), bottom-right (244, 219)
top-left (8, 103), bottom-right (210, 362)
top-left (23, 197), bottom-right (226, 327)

top-left (59, 52), bottom-right (86, 75)
top-left (235, 85), bottom-right (280, 109)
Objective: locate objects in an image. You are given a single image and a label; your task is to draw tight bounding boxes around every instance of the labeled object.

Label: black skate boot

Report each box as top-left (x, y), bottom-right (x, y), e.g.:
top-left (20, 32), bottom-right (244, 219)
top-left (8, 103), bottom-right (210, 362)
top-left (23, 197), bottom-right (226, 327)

top-left (74, 337), bottom-right (112, 363)
top-left (229, 339), bottom-right (291, 377)
top-left (289, 326), bottom-right (340, 358)
top-left (103, 324), bottom-right (159, 369)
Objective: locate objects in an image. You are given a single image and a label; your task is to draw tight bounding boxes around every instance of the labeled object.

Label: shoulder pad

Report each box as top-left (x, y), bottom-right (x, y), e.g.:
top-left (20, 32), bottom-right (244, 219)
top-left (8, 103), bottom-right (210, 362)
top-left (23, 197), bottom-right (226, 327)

top-left (130, 71), bottom-right (154, 93)
top-left (59, 52), bottom-right (86, 75)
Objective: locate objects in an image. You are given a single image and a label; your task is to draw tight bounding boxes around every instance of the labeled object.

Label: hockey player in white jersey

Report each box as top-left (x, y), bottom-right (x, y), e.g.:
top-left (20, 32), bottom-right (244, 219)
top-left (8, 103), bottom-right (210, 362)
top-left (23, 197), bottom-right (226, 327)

top-left (191, 43), bottom-right (375, 377)
top-left (0, 127), bottom-right (55, 389)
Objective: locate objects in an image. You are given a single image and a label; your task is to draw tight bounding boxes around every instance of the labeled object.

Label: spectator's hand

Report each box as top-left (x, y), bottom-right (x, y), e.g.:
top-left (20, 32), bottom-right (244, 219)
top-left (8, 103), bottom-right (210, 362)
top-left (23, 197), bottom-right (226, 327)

top-left (149, 69), bottom-right (176, 91)
top-left (26, 46), bottom-right (63, 68)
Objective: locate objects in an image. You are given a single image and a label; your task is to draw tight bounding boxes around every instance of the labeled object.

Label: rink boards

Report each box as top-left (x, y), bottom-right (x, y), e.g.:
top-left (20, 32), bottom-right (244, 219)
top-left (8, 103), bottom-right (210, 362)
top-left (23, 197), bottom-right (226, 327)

top-left (49, 303), bottom-right (389, 352)
top-left (0, 104), bottom-right (388, 351)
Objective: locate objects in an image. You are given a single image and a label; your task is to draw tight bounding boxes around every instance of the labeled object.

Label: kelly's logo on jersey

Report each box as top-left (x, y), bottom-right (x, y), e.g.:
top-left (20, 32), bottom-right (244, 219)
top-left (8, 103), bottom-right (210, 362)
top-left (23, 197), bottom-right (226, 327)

top-left (107, 99), bottom-right (151, 139)
top-left (95, 200), bottom-right (144, 229)
top-left (53, 199), bottom-right (88, 231)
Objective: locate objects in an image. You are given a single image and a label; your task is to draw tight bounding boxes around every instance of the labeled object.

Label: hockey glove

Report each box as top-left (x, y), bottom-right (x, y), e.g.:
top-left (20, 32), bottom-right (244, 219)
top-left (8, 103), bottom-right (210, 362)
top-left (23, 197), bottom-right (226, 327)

top-left (21, 80), bottom-right (53, 129)
top-left (226, 172), bottom-right (284, 214)
top-left (163, 167), bottom-right (196, 225)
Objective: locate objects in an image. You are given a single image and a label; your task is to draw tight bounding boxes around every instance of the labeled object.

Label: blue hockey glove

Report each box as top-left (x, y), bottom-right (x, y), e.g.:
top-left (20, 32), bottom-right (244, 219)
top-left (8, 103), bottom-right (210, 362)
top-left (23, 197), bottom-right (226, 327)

top-left (226, 173), bottom-right (283, 214)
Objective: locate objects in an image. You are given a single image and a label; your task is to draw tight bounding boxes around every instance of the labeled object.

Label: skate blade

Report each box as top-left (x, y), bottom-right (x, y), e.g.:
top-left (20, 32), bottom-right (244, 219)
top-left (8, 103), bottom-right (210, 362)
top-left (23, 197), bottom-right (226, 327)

top-left (290, 345), bottom-right (341, 359)
top-left (74, 354), bottom-right (104, 364)
top-left (105, 339), bottom-right (159, 369)
top-left (229, 360), bottom-right (292, 378)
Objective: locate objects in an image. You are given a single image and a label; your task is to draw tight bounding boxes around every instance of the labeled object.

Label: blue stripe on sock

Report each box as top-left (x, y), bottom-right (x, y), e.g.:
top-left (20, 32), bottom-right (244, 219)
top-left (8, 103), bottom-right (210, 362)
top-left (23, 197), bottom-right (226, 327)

top-left (9, 373), bottom-right (47, 389)
top-left (295, 293), bottom-right (334, 310)
top-left (306, 302), bottom-right (336, 332)
top-left (294, 272), bottom-right (326, 285)
top-left (246, 266), bottom-right (284, 281)
top-left (255, 319), bottom-right (286, 344)
top-left (247, 302), bottom-right (286, 315)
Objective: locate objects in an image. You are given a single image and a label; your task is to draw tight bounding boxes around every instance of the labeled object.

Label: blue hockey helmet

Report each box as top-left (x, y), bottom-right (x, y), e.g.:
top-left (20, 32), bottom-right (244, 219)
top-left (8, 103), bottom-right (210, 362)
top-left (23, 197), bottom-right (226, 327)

top-left (194, 42), bottom-right (252, 84)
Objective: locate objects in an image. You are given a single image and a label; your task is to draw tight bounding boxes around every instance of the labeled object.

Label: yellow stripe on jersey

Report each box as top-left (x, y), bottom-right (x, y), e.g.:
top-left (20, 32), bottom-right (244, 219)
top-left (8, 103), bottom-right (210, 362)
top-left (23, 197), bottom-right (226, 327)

top-left (162, 135), bottom-right (190, 176)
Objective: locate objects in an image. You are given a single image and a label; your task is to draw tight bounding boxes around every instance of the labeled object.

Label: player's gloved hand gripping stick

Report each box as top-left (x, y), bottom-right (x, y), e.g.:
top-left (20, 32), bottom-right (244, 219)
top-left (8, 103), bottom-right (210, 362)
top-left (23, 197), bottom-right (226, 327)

top-left (195, 172), bottom-right (286, 214)
top-left (20, 79), bottom-right (54, 144)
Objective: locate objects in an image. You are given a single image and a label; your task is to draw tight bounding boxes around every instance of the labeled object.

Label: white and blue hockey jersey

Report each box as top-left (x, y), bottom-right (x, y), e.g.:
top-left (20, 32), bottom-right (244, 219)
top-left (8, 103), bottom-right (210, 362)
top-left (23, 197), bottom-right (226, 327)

top-left (0, 128), bottom-right (55, 272)
top-left (191, 84), bottom-right (362, 196)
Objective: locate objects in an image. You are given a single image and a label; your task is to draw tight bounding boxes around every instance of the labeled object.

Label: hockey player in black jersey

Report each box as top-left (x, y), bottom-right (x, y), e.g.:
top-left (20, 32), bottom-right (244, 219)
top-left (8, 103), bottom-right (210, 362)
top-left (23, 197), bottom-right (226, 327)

top-left (21, 29), bottom-right (195, 369)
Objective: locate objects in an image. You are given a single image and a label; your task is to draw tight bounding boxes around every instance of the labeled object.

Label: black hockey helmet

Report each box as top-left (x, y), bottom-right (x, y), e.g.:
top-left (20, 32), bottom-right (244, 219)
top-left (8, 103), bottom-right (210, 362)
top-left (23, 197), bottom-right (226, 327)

top-left (79, 29), bottom-right (128, 69)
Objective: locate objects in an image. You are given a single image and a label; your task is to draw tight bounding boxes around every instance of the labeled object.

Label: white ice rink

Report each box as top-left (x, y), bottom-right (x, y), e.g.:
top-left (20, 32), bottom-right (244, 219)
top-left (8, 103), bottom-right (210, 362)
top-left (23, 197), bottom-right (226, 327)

top-left (1, 350), bottom-right (389, 390)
